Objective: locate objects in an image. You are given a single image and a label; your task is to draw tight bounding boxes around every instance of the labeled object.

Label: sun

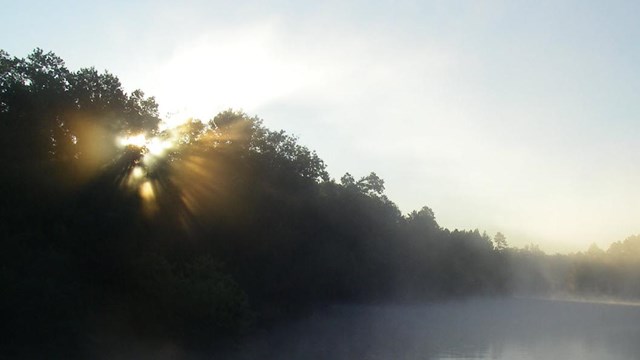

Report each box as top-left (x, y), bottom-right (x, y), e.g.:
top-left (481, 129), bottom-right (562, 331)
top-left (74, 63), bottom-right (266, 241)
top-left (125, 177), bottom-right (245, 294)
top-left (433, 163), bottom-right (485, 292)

top-left (118, 133), bottom-right (147, 148)
top-left (115, 124), bottom-right (182, 206)
top-left (116, 132), bottom-right (173, 161)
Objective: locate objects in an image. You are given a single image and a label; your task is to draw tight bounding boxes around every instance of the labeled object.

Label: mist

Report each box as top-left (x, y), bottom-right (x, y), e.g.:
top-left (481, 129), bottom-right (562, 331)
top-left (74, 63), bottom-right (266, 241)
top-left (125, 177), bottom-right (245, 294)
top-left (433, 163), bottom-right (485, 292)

top-left (214, 298), bottom-right (640, 360)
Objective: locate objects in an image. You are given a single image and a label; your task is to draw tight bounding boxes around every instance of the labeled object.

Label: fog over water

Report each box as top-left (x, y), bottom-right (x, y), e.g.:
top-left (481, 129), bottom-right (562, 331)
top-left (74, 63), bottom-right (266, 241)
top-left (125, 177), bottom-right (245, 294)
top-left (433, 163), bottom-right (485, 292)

top-left (215, 298), bottom-right (640, 360)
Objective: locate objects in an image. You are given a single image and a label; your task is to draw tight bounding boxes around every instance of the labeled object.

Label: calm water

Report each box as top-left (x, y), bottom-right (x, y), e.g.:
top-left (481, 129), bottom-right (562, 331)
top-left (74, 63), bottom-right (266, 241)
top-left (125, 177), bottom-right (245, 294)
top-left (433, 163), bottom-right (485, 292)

top-left (218, 298), bottom-right (640, 360)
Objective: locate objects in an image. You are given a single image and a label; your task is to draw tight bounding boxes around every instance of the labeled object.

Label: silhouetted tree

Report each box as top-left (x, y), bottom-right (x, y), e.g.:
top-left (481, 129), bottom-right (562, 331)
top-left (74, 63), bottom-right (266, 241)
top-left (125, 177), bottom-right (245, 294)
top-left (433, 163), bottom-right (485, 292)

top-left (494, 232), bottom-right (508, 251)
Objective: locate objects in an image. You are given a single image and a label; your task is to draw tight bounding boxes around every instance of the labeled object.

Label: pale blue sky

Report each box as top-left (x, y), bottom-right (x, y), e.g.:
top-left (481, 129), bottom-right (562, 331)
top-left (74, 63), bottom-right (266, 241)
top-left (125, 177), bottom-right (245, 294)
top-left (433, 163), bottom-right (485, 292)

top-left (2, 0), bottom-right (640, 252)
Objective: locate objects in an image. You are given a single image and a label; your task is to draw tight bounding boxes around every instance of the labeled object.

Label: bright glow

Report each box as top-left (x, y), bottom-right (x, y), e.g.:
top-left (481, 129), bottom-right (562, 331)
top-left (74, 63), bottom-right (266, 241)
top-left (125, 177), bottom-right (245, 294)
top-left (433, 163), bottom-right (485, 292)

top-left (139, 180), bottom-right (159, 216)
top-left (143, 22), bottom-right (315, 120)
top-left (158, 111), bottom-right (192, 132)
top-left (117, 129), bottom-right (174, 165)
top-left (116, 116), bottom-right (195, 207)
top-left (118, 133), bottom-right (147, 147)
top-left (147, 137), bottom-right (172, 156)
top-left (131, 166), bottom-right (145, 179)
top-left (139, 181), bottom-right (155, 200)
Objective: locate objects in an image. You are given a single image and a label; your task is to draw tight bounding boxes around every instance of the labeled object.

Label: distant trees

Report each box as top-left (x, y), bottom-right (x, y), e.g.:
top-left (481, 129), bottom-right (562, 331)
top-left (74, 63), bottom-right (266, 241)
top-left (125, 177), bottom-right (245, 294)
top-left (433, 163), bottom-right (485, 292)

top-left (564, 235), bottom-right (640, 298)
top-left (495, 235), bottom-right (640, 299)
top-left (493, 232), bottom-right (508, 251)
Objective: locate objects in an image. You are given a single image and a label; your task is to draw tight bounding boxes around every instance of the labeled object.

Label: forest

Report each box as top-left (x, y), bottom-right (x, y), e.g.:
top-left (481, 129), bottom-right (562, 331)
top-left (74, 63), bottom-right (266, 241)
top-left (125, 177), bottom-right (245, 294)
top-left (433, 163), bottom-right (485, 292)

top-left (1, 49), bottom-right (640, 357)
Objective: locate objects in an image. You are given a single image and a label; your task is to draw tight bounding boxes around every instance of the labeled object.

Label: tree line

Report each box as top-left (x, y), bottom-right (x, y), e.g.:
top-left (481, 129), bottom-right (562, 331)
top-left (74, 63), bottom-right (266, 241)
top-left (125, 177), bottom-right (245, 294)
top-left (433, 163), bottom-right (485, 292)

top-left (1, 49), bottom-right (637, 357)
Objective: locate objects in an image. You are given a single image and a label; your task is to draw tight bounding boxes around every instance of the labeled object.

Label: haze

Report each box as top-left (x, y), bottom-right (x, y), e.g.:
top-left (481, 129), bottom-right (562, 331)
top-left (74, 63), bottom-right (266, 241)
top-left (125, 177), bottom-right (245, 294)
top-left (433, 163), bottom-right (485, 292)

top-left (3, 0), bottom-right (639, 252)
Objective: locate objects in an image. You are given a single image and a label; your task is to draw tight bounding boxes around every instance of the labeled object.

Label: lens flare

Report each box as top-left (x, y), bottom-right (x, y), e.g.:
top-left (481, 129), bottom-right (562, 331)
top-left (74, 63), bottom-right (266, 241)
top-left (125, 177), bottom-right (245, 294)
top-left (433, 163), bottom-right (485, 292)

top-left (116, 120), bottom-right (185, 210)
top-left (115, 116), bottom-right (212, 217)
top-left (139, 181), bottom-right (155, 200)
top-left (131, 166), bottom-right (145, 179)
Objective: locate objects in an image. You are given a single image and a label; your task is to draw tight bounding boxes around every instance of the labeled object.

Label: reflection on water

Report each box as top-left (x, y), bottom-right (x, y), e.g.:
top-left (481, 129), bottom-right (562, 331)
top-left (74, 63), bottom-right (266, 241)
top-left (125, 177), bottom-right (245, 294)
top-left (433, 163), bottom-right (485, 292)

top-left (216, 298), bottom-right (640, 360)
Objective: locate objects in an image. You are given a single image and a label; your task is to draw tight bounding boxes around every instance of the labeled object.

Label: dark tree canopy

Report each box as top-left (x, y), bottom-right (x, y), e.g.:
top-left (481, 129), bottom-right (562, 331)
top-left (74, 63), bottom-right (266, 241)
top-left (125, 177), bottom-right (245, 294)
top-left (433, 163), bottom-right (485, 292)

top-left (0, 49), bottom-right (160, 180)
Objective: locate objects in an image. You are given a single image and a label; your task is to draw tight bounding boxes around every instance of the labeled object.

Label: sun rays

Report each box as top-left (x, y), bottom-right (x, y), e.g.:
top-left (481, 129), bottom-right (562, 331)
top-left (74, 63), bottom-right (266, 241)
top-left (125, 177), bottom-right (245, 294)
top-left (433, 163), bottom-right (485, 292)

top-left (113, 114), bottom-right (239, 224)
top-left (116, 123), bottom-right (185, 214)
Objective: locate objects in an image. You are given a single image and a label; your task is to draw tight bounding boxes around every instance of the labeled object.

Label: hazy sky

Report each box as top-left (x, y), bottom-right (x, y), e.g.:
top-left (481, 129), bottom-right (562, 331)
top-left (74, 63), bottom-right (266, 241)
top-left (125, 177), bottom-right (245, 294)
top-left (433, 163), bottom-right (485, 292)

top-left (3, 0), bottom-right (640, 253)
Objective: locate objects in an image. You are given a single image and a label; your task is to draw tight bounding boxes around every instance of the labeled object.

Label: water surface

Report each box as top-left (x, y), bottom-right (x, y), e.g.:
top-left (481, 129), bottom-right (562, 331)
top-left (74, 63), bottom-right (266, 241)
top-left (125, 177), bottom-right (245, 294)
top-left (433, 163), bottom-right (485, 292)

top-left (218, 298), bottom-right (640, 359)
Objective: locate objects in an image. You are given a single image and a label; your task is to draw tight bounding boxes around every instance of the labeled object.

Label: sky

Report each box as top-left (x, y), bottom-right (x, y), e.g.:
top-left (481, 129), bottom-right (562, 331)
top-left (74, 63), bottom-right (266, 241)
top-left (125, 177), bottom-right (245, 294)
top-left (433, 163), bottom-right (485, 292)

top-left (2, 0), bottom-right (640, 253)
